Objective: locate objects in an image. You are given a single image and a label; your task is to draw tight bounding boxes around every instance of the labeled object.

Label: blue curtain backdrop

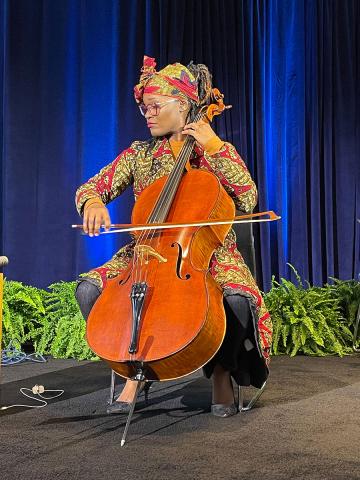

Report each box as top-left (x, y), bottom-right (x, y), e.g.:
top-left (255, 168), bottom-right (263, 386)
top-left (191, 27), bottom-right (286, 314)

top-left (1, 0), bottom-right (359, 290)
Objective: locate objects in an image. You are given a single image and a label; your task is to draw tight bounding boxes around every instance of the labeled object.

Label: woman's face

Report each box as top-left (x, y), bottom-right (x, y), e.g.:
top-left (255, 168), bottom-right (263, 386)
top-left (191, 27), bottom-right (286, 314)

top-left (141, 93), bottom-right (190, 137)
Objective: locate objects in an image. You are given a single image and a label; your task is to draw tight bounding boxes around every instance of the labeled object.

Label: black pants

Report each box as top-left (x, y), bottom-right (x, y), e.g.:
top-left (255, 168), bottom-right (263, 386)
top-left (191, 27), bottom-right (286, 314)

top-left (75, 278), bottom-right (266, 387)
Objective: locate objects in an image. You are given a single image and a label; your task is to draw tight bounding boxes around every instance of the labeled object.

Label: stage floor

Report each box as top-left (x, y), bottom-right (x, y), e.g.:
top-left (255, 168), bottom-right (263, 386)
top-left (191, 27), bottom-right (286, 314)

top-left (1, 354), bottom-right (359, 480)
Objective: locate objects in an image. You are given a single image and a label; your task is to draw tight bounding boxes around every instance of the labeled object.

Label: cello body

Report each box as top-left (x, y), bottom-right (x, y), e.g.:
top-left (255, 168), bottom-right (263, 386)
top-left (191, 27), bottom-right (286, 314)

top-left (86, 169), bottom-right (235, 381)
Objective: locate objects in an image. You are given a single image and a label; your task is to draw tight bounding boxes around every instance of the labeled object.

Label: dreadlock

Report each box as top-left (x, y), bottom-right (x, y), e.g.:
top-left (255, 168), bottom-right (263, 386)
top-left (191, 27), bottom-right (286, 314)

top-left (186, 61), bottom-right (213, 122)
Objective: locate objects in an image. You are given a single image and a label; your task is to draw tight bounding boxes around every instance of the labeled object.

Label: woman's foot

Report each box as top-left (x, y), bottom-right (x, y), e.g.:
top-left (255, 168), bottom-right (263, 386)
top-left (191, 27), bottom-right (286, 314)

top-left (212, 364), bottom-right (235, 404)
top-left (211, 364), bottom-right (237, 417)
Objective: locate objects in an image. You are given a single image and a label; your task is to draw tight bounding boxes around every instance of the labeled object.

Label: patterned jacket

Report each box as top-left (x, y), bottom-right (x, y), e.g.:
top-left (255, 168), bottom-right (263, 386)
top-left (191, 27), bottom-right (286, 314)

top-left (75, 137), bottom-right (272, 368)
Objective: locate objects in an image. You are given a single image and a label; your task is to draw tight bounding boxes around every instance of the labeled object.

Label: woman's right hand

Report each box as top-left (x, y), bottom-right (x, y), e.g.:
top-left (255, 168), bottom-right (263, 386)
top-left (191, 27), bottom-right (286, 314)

top-left (83, 201), bottom-right (111, 236)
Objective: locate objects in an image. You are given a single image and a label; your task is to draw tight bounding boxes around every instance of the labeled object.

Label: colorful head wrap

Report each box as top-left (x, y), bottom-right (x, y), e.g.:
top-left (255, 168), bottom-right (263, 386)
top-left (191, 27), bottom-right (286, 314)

top-left (134, 56), bottom-right (200, 105)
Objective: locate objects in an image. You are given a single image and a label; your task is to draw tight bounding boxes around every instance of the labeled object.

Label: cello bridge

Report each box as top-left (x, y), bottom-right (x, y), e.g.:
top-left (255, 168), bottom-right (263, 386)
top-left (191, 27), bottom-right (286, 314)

top-left (134, 244), bottom-right (167, 264)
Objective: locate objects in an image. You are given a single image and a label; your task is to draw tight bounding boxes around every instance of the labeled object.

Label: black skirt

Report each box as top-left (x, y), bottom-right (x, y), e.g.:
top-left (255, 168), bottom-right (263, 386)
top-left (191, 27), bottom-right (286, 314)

top-left (202, 294), bottom-right (269, 389)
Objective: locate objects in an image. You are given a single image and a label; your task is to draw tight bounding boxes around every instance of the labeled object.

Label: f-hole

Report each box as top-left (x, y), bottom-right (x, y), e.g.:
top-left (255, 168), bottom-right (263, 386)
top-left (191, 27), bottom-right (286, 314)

top-left (171, 242), bottom-right (190, 280)
top-left (119, 273), bottom-right (131, 285)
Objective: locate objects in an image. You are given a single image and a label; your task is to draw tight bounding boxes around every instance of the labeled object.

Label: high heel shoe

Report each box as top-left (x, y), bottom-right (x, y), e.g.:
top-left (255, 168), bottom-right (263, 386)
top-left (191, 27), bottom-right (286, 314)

top-left (106, 381), bottom-right (152, 415)
top-left (211, 375), bottom-right (239, 418)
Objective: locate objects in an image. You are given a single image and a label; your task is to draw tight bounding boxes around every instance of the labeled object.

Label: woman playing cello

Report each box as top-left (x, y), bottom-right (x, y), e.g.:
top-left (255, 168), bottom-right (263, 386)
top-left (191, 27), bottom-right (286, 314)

top-left (74, 56), bottom-right (272, 417)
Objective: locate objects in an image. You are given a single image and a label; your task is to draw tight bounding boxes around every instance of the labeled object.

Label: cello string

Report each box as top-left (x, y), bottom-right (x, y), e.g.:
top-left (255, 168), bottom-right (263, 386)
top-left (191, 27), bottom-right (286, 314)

top-left (145, 125), bottom-right (198, 227)
top-left (134, 118), bottom-right (201, 286)
top-left (147, 137), bottom-right (195, 222)
top-left (137, 134), bottom-right (197, 286)
top-left (130, 140), bottom-right (191, 288)
top-left (131, 110), bottom-right (203, 287)
top-left (131, 131), bottom-right (194, 284)
top-left (131, 140), bottom-right (189, 286)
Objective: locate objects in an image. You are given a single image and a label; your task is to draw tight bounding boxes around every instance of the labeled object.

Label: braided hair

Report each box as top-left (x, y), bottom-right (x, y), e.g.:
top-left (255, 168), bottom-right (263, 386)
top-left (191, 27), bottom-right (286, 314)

top-left (186, 61), bottom-right (213, 121)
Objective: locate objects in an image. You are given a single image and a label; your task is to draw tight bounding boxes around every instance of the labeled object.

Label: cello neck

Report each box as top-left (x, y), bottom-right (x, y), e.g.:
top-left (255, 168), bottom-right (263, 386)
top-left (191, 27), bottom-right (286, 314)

top-left (148, 110), bottom-right (204, 224)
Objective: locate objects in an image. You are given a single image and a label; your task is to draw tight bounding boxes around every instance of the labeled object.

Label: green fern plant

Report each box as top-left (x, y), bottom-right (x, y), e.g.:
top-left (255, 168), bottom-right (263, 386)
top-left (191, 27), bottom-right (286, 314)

top-left (325, 278), bottom-right (360, 348)
top-left (44, 281), bottom-right (98, 360)
top-left (2, 280), bottom-right (47, 351)
top-left (2, 279), bottom-right (97, 360)
top-left (325, 278), bottom-right (360, 325)
top-left (264, 265), bottom-right (353, 357)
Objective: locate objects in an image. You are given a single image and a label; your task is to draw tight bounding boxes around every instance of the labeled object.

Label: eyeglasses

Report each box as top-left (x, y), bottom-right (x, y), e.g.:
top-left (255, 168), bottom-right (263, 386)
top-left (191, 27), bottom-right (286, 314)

top-left (138, 99), bottom-right (178, 116)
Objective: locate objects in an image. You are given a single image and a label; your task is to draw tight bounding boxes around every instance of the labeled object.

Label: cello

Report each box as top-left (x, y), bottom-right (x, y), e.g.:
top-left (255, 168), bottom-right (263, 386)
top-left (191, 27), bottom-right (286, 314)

top-left (87, 89), bottom-right (232, 380)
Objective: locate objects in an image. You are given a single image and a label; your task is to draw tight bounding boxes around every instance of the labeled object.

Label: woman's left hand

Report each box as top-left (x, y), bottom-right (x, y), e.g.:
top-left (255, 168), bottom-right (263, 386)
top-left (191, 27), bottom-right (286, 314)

top-left (182, 119), bottom-right (217, 148)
